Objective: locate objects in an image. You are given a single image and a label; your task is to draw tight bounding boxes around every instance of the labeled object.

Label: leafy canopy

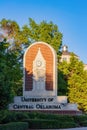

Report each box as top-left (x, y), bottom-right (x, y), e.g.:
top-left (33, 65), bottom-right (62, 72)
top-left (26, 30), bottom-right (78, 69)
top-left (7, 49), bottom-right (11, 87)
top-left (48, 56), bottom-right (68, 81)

top-left (22, 18), bottom-right (62, 52)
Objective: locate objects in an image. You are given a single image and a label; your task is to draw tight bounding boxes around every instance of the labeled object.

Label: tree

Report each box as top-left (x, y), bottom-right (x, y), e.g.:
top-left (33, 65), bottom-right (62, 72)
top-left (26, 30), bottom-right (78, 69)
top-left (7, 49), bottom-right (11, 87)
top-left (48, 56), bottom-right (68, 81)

top-left (0, 40), bottom-right (22, 109)
top-left (58, 70), bottom-right (68, 95)
top-left (68, 55), bottom-right (87, 111)
top-left (22, 18), bottom-right (62, 52)
top-left (58, 53), bottom-right (87, 112)
top-left (68, 72), bottom-right (87, 111)
top-left (58, 60), bottom-right (69, 95)
top-left (0, 18), bottom-right (29, 50)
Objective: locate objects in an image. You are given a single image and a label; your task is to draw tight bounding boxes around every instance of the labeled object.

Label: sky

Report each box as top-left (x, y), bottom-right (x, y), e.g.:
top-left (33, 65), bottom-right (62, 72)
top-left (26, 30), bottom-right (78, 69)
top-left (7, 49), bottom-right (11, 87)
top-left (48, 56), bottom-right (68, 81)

top-left (0, 0), bottom-right (87, 63)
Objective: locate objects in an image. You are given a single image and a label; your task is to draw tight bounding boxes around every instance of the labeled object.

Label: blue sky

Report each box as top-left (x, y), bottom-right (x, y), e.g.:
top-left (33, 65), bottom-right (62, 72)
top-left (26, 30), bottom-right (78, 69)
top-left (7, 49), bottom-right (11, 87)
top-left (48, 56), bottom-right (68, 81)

top-left (0, 0), bottom-right (87, 63)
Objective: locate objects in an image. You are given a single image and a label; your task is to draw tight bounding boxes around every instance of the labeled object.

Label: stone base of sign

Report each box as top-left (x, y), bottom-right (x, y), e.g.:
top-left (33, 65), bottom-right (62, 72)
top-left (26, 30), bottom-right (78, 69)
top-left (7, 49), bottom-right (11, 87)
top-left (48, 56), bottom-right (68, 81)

top-left (9, 96), bottom-right (81, 115)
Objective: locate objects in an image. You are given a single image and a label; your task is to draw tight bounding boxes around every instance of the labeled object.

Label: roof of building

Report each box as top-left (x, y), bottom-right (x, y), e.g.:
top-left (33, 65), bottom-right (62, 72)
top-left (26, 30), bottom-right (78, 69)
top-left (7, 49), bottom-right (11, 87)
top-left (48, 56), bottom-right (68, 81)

top-left (62, 51), bottom-right (79, 58)
top-left (62, 51), bottom-right (71, 55)
top-left (62, 44), bottom-right (79, 57)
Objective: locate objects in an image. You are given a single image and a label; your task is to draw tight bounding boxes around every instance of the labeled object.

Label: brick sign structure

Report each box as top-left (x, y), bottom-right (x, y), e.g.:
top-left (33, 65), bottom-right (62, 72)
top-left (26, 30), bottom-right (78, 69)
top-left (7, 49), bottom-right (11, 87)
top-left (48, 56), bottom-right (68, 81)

top-left (9, 42), bottom-right (81, 115)
top-left (23, 41), bottom-right (57, 96)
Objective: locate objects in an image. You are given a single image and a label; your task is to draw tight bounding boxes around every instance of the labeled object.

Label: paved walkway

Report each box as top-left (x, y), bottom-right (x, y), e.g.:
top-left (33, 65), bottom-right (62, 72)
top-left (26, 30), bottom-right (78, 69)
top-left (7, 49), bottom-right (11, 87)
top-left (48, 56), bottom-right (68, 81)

top-left (29, 128), bottom-right (87, 130)
top-left (59, 127), bottom-right (87, 130)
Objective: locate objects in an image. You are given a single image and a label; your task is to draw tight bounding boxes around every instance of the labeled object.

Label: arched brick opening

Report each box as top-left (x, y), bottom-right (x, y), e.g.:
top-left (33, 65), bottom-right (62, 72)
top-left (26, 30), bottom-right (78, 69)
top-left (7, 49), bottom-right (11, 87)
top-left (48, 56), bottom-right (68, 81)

top-left (23, 42), bottom-right (57, 92)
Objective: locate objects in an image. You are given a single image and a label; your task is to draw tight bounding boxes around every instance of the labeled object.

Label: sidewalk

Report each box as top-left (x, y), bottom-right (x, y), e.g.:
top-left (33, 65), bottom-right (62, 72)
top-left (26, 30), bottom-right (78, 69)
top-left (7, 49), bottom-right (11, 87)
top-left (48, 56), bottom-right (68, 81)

top-left (59, 127), bottom-right (87, 130)
top-left (29, 128), bottom-right (87, 130)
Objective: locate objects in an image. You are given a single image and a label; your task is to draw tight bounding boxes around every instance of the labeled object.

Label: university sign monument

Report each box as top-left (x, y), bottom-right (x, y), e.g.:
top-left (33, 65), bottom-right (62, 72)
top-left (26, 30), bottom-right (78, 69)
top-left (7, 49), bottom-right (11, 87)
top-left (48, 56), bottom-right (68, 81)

top-left (9, 42), bottom-right (81, 114)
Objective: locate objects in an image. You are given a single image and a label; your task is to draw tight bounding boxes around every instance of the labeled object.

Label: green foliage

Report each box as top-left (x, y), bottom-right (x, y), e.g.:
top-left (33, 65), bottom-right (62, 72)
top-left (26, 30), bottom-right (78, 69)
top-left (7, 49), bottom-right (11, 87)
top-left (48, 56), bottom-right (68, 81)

top-left (58, 69), bottom-right (68, 95)
top-left (0, 111), bottom-right (78, 129)
top-left (59, 53), bottom-right (87, 112)
top-left (68, 56), bottom-right (87, 111)
top-left (0, 122), bottom-right (28, 130)
top-left (80, 120), bottom-right (87, 126)
top-left (58, 61), bottom-right (69, 95)
top-left (22, 18), bottom-right (62, 52)
top-left (0, 110), bottom-right (74, 124)
top-left (68, 72), bottom-right (87, 110)
top-left (27, 111), bottom-right (74, 121)
top-left (73, 115), bottom-right (87, 123)
top-left (0, 40), bottom-right (22, 109)
top-left (69, 54), bottom-right (84, 76)
top-left (25, 119), bottom-right (77, 129)
top-left (2, 111), bottom-right (87, 129)
top-left (0, 18), bottom-right (29, 47)
top-left (73, 115), bottom-right (87, 127)
top-left (0, 110), bottom-right (29, 124)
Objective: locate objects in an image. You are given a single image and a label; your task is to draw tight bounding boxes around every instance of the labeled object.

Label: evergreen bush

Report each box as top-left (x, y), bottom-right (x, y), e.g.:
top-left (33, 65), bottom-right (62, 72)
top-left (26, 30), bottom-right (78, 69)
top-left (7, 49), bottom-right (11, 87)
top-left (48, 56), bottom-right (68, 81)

top-left (0, 122), bottom-right (28, 130)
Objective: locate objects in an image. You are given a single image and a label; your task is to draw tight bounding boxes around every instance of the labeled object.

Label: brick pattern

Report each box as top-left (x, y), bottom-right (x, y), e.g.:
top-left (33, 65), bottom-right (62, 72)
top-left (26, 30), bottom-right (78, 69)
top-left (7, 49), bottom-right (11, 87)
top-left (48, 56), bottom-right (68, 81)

top-left (24, 43), bottom-right (54, 91)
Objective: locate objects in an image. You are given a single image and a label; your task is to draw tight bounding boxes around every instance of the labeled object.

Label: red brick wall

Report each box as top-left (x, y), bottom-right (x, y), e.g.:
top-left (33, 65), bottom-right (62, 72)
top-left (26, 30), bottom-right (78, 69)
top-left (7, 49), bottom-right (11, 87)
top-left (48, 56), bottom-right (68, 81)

top-left (24, 42), bottom-right (54, 91)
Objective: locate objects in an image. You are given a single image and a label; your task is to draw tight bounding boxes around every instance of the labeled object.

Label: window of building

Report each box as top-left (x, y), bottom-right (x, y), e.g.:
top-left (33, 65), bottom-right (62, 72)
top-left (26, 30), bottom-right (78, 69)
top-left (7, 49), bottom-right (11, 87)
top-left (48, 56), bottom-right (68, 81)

top-left (63, 57), bottom-right (67, 61)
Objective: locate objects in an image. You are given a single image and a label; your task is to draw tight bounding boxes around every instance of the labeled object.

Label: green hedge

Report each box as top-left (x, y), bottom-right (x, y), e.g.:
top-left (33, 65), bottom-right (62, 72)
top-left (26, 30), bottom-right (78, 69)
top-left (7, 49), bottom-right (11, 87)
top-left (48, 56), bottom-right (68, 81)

top-left (23, 119), bottom-right (78, 129)
top-left (1, 110), bottom-right (87, 129)
top-left (80, 120), bottom-right (87, 126)
top-left (0, 110), bottom-right (74, 124)
top-left (73, 115), bottom-right (87, 126)
top-left (27, 111), bottom-right (74, 120)
top-left (0, 110), bottom-right (29, 124)
top-left (0, 122), bottom-right (28, 130)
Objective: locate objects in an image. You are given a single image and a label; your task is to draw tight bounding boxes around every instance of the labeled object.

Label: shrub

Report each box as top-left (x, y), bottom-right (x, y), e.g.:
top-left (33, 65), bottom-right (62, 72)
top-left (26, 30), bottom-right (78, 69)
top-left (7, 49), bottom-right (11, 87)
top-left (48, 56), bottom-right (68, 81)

top-left (80, 120), bottom-right (87, 126)
top-left (23, 119), bottom-right (78, 129)
top-left (15, 112), bottom-right (29, 121)
top-left (0, 122), bottom-right (28, 130)
top-left (1, 110), bottom-right (87, 128)
top-left (73, 115), bottom-right (87, 126)
top-left (0, 111), bottom-right (29, 124)
top-left (27, 111), bottom-right (74, 121)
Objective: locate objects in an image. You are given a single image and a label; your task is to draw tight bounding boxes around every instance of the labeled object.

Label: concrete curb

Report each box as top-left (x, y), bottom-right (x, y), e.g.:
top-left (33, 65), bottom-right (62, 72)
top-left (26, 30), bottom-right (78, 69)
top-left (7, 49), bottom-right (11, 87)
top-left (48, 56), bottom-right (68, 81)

top-left (59, 127), bottom-right (87, 130)
top-left (29, 128), bottom-right (87, 130)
